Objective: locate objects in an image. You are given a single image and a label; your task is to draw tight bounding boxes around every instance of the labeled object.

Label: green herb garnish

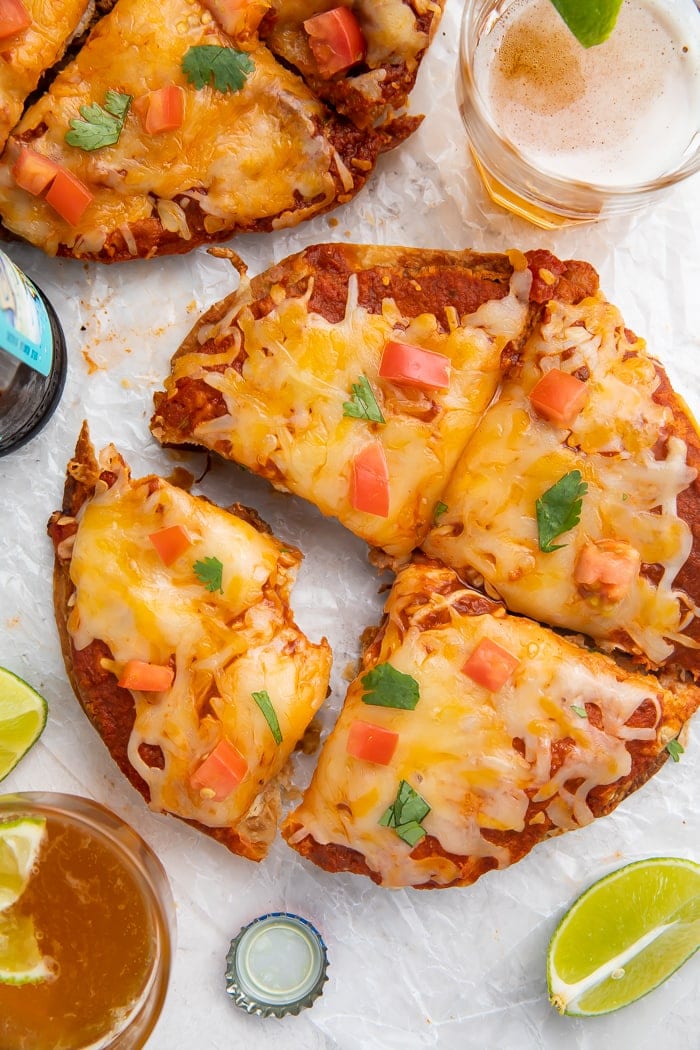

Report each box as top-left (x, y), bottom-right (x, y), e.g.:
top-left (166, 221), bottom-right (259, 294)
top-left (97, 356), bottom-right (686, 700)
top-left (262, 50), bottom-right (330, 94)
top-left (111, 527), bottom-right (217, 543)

top-left (252, 689), bottom-right (283, 744)
top-left (182, 45), bottom-right (254, 93)
top-left (65, 90), bottom-right (132, 151)
top-left (380, 780), bottom-right (430, 846)
top-left (433, 501), bottom-right (448, 523)
top-left (571, 704), bottom-right (587, 718)
top-left (360, 663), bottom-right (419, 710)
top-left (343, 375), bottom-right (385, 423)
top-left (536, 469), bottom-right (588, 553)
top-left (665, 739), bottom-right (684, 763)
top-left (193, 556), bottom-right (224, 593)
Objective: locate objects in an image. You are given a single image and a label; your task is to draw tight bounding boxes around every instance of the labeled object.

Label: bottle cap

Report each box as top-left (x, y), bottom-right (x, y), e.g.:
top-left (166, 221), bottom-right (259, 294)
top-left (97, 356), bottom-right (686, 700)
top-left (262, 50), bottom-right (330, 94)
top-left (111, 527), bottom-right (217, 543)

top-left (225, 912), bottom-right (328, 1018)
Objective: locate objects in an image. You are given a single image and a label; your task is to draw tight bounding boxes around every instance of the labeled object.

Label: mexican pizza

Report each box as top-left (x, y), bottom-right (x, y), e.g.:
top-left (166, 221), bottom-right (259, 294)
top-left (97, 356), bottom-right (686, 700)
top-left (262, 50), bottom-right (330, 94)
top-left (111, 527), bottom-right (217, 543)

top-left (424, 263), bottom-right (700, 675)
top-left (151, 243), bottom-right (598, 560)
top-left (48, 423), bottom-right (332, 861)
top-left (283, 559), bottom-right (699, 889)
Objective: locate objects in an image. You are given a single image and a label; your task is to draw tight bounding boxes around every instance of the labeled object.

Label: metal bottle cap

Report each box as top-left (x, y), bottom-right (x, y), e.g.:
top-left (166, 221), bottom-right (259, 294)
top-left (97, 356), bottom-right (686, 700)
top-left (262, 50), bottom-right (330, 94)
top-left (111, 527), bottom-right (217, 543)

top-left (225, 912), bottom-right (329, 1018)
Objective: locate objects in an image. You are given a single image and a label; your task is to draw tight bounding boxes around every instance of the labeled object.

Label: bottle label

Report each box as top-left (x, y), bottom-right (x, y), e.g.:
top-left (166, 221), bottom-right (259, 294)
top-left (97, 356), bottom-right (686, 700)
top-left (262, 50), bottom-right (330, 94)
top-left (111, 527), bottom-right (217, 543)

top-left (0, 253), bottom-right (53, 378)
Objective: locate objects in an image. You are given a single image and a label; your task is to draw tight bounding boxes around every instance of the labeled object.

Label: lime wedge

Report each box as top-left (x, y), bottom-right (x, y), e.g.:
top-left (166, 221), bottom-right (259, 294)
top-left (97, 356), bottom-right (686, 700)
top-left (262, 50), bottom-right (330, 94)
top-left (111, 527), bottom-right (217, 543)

top-left (0, 667), bottom-right (48, 782)
top-left (548, 857), bottom-right (700, 1016)
top-left (548, 0), bottom-right (623, 48)
top-left (0, 912), bottom-right (51, 984)
top-left (0, 816), bottom-right (47, 913)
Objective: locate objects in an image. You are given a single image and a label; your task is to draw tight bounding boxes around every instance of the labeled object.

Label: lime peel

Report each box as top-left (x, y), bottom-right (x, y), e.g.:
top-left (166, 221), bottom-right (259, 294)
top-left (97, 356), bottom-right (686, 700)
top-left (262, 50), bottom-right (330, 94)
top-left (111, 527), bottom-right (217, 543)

top-left (548, 0), bottom-right (624, 48)
top-left (0, 667), bottom-right (48, 782)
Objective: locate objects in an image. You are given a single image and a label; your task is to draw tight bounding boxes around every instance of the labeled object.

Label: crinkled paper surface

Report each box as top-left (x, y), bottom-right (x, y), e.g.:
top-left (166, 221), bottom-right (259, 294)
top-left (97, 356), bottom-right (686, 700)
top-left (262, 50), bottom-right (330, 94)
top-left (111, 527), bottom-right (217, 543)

top-left (1, 2), bottom-right (699, 1047)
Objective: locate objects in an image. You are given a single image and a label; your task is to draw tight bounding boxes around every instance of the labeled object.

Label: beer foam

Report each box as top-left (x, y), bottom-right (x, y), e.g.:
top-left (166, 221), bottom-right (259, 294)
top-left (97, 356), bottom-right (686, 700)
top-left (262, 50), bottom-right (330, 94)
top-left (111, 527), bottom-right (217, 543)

top-left (473, 0), bottom-right (700, 187)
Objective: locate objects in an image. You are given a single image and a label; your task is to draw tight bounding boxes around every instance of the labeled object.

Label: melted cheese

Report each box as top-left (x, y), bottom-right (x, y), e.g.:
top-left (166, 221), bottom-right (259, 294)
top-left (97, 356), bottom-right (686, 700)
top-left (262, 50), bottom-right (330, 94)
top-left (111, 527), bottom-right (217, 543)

top-left (286, 562), bottom-right (668, 888)
top-left (0, 0), bottom-right (342, 255)
top-left (0, 0), bottom-right (90, 150)
top-left (67, 446), bottom-right (331, 839)
top-left (169, 265), bottom-right (530, 559)
top-left (424, 293), bottom-right (699, 665)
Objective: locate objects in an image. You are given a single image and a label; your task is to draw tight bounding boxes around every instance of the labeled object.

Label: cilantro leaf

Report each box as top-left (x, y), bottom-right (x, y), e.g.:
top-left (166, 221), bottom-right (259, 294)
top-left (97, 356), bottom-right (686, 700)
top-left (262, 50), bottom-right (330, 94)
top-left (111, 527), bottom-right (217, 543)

top-left (665, 739), bottom-right (684, 763)
top-left (65, 90), bottom-right (132, 151)
top-left (193, 556), bottom-right (224, 593)
top-left (536, 469), bottom-right (588, 553)
top-left (380, 781), bottom-right (430, 845)
top-left (343, 375), bottom-right (385, 423)
top-left (252, 689), bottom-right (282, 745)
top-left (182, 45), bottom-right (254, 93)
top-left (571, 704), bottom-right (587, 718)
top-left (433, 500), bottom-right (448, 524)
top-left (360, 663), bottom-right (419, 710)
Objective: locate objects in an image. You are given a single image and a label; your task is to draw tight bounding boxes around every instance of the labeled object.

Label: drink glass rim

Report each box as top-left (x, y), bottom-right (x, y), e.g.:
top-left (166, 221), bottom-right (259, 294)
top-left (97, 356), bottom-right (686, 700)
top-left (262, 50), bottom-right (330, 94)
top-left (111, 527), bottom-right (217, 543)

top-left (0, 790), bottom-right (175, 1050)
top-left (459, 0), bottom-right (700, 204)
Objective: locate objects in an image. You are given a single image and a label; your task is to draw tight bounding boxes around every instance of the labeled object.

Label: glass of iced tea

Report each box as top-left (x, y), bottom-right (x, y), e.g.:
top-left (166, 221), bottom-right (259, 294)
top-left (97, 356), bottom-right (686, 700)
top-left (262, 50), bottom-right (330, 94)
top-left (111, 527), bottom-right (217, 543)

top-left (457, 0), bottom-right (700, 227)
top-left (0, 792), bottom-right (174, 1049)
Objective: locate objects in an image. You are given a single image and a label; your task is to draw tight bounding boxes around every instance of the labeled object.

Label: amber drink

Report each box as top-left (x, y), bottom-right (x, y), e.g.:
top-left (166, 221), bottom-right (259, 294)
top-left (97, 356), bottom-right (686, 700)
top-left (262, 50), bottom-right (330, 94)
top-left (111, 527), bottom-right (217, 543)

top-left (0, 793), bottom-right (174, 1049)
top-left (458, 0), bottom-right (700, 226)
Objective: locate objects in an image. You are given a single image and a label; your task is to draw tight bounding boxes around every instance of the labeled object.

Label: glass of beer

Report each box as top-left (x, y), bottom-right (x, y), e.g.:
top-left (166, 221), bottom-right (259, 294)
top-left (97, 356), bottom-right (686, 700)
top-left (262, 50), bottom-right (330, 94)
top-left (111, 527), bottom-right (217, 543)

top-left (0, 792), bottom-right (175, 1049)
top-left (457, 0), bottom-right (700, 228)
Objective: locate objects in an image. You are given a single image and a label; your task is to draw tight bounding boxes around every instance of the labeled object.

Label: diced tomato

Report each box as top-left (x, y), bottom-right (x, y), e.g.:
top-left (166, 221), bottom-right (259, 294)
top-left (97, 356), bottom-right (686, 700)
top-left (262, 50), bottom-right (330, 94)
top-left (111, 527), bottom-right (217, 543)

top-left (346, 720), bottom-right (399, 765)
top-left (529, 368), bottom-right (588, 428)
top-left (44, 168), bottom-right (93, 226)
top-left (11, 148), bottom-right (60, 197)
top-left (303, 7), bottom-right (366, 77)
top-left (200, 0), bottom-right (268, 37)
top-left (118, 660), bottom-right (174, 691)
top-left (0, 0), bottom-right (31, 39)
top-left (350, 442), bottom-right (389, 517)
top-left (462, 638), bottom-right (519, 691)
top-left (142, 85), bottom-right (184, 135)
top-left (574, 539), bottom-right (640, 603)
top-left (379, 341), bottom-right (451, 391)
top-left (190, 739), bottom-right (248, 801)
top-left (148, 524), bottom-right (191, 566)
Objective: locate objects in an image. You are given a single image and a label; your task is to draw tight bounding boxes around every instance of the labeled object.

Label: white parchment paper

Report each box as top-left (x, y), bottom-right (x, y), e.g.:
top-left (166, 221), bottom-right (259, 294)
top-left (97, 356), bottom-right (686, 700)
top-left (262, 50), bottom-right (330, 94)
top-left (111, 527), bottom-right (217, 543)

top-left (1, 2), bottom-right (699, 1048)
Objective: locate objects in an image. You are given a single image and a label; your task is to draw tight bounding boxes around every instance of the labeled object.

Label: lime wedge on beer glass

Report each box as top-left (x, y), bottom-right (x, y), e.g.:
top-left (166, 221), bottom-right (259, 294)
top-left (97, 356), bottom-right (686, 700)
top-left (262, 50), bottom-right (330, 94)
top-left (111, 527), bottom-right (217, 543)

top-left (0, 912), bottom-right (51, 984)
top-left (547, 857), bottom-right (700, 1015)
top-left (549, 0), bottom-right (623, 47)
top-left (0, 667), bottom-right (48, 782)
top-left (0, 816), bottom-right (47, 912)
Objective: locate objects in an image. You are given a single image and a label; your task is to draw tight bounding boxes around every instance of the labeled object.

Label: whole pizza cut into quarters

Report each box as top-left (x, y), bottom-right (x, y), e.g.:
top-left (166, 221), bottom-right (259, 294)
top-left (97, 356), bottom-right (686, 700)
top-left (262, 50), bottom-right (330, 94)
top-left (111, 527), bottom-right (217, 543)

top-left (48, 424), bottom-right (332, 861)
top-left (282, 559), bottom-right (700, 889)
top-left (0, 0), bottom-right (444, 260)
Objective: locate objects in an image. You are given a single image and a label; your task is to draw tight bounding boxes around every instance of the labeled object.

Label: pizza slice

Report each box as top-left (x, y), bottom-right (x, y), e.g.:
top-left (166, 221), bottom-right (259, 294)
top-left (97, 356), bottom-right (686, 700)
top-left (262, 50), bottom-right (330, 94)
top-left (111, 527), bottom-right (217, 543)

top-left (48, 424), bottom-right (332, 861)
top-left (423, 257), bottom-right (700, 675)
top-left (282, 558), bottom-right (699, 889)
top-left (0, 0), bottom-right (417, 260)
top-left (151, 244), bottom-right (598, 561)
top-left (0, 0), bottom-right (94, 152)
top-left (259, 0), bottom-right (446, 128)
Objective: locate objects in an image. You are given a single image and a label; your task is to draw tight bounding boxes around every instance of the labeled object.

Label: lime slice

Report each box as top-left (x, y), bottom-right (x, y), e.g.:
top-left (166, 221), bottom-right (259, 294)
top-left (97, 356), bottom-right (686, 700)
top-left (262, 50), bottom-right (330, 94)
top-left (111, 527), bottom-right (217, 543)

top-left (0, 912), bottom-right (51, 984)
top-left (548, 857), bottom-right (700, 1016)
top-left (549, 0), bottom-right (623, 48)
top-left (0, 816), bottom-right (47, 913)
top-left (0, 667), bottom-right (48, 782)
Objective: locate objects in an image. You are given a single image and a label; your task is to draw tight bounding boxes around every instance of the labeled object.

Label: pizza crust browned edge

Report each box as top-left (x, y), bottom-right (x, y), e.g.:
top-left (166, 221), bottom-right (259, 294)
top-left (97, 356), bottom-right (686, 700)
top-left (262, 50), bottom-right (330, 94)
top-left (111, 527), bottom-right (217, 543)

top-left (47, 421), bottom-right (286, 861)
top-left (282, 561), bottom-right (700, 889)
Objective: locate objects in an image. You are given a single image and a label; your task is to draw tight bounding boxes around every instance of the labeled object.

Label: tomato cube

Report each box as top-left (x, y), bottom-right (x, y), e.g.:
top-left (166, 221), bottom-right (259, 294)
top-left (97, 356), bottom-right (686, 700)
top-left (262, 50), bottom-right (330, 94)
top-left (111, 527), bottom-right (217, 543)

top-left (462, 638), bottom-right (519, 691)
top-left (574, 539), bottom-right (640, 603)
top-left (44, 168), bottom-right (93, 226)
top-left (118, 660), bottom-right (174, 692)
top-left (379, 341), bottom-right (451, 391)
top-left (529, 368), bottom-right (588, 428)
top-left (190, 739), bottom-right (248, 801)
top-left (346, 720), bottom-right (399, 765)
top-left (143, 85), bottom-right (184, 135)
top-left (148, 524), bottom-right (191, 566)
top-left (0, 0), bottom-right (31, 39)
top-left (303, 7), bottom-right (366, 77)
top-left (11, 147), bottom-right (60, 197)
top-left (350, 442), bottom-right (389, 517)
